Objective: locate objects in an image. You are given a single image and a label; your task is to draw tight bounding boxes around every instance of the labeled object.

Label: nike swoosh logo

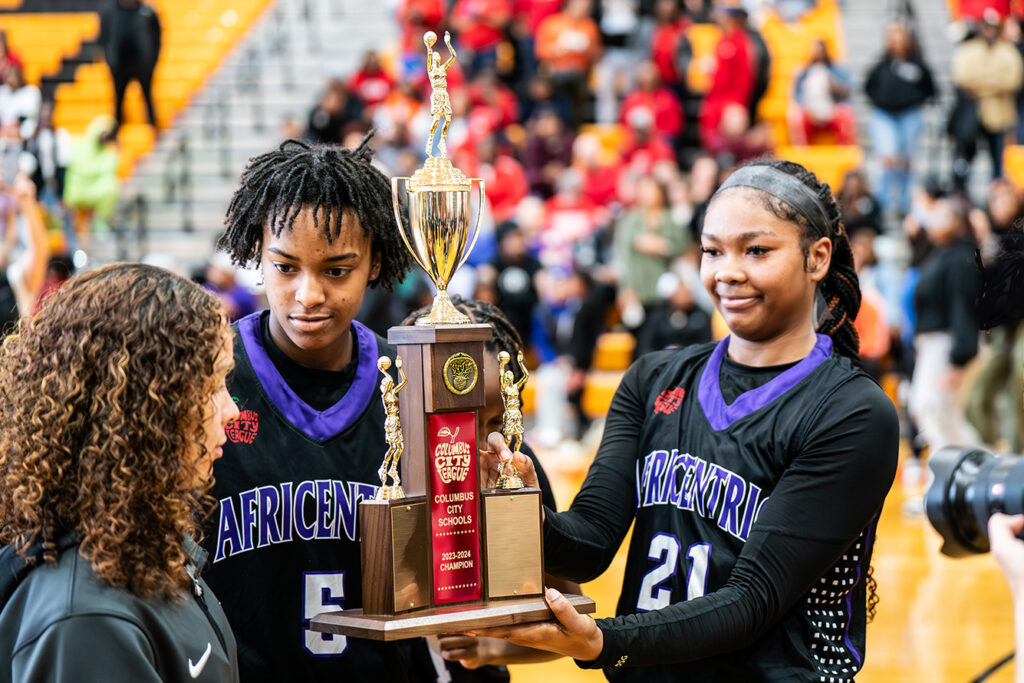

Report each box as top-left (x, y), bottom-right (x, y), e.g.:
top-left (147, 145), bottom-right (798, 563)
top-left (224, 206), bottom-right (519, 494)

top-left (188, 642), bottom-right (212, 679)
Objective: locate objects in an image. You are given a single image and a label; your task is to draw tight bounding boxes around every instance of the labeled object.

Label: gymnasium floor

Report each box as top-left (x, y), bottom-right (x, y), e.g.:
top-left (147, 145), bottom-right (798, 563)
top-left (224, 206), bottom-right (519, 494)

top-left (507, 445), bottom-right (1017, 682)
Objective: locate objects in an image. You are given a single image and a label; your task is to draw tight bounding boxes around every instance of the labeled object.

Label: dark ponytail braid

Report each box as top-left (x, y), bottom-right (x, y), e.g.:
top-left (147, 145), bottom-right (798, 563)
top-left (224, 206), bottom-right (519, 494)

top-left (742, 159), bottom-right (862, 360)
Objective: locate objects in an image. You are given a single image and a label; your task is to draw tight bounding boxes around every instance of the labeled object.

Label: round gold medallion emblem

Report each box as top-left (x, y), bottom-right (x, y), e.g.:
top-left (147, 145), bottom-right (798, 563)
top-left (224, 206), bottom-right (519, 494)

top-left (442, 352), bottom-right (478, 395)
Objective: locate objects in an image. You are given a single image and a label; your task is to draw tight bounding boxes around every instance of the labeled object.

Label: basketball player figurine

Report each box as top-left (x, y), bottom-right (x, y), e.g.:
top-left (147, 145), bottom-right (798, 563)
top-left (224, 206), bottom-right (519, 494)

top-left (377, 355), bottom-right (407, 500)
top-left (424, 30), bottom-right (456, 158)
top-left (496, 350), bottom-right (527, 489)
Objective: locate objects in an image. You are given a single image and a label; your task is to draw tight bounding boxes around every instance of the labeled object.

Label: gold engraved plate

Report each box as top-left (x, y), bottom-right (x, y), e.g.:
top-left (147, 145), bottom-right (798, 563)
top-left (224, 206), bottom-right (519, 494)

top-left (442, 352), bottom-right (478, 395)
top-left (484, 491), bottom-right (543, 598)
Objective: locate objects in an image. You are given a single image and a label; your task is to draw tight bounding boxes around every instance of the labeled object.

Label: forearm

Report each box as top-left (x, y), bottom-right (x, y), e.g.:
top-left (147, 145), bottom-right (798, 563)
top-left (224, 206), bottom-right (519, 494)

top-left (1016, 594), bottom-right (1024, 683)
top-left (487, 639), bottom-right (563, 665)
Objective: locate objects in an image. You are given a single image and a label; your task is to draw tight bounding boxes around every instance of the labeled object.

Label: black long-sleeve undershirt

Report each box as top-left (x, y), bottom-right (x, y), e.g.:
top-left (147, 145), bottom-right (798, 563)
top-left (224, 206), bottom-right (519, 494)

top-left (542, 350), bottom-right (899, 669)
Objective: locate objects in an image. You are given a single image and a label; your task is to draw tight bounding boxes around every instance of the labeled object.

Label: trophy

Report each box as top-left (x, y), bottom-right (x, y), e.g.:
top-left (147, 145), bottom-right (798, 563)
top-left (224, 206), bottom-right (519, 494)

top-left (310, 33), bottom-right (594, 641)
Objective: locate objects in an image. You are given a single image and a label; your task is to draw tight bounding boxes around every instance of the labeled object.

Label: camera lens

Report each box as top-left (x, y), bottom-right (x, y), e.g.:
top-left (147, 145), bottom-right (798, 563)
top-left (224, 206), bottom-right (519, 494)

top-left (925, 447), bottom-right (1024, 557)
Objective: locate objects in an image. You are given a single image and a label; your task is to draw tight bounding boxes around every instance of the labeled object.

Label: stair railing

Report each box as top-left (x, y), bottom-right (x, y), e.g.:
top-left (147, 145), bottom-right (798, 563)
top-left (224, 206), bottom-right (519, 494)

top-left (162, 132), bottom-right (194, 233)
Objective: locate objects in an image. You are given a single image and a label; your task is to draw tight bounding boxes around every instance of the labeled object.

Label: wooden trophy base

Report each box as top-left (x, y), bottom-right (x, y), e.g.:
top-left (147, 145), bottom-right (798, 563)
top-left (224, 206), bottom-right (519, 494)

top-left (310, 593), bottom-right (596, 641)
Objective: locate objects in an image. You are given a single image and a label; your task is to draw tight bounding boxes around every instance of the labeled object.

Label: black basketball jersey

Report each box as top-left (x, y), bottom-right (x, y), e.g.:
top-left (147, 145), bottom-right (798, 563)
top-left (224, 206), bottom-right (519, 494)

top-left (566, 334), bottom-right (896, 682)
top-left (201, 311), bottom-right (435, 682)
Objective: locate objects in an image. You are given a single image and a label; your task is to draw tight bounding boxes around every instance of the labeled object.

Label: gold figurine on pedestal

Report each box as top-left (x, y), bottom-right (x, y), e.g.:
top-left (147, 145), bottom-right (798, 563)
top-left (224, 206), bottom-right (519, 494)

top-left (377, 355), bottom-right (407, 500)
top-left (392, 32), bottom-right (485, 326)
top-left (425, 30), bottom-right (456, 158)
top-left (497, 350), bottom-right (528, 489)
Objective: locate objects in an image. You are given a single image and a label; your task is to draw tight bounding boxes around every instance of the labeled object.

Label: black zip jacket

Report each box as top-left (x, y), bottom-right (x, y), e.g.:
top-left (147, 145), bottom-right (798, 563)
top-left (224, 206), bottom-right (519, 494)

top-left (0, 535), bottom-right (238, 683)
top-left (865, 56), bottom-right (936, 113)
top-left (913, 237), bottom-right (981, 367)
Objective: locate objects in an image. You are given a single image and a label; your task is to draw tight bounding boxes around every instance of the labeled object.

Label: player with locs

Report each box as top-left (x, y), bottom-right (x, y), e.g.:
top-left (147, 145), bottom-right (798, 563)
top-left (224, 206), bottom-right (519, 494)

top-left (200, 137), bottom-right (445, 682)
top-left (476, 159), bottom-right (900, 680)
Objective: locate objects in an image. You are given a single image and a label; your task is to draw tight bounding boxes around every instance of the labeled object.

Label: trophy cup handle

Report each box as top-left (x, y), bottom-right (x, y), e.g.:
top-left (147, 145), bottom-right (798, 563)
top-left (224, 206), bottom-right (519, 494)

top-left (455, 178), bottom-right (486, 274)
top-left (391, 176), bottom-right (432, 276)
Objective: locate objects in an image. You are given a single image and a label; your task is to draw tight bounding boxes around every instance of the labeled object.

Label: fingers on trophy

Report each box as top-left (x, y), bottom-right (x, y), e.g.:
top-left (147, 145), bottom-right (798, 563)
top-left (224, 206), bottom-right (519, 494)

top-left (377, 354), bottom-right (408, 500)
top-left (496, 350), bottom-right (527, 489)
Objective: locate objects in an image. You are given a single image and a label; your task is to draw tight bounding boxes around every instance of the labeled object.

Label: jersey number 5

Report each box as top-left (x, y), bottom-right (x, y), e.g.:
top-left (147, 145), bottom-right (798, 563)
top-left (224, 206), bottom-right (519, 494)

top-left (303, 571), bottom-right (348, 656)
top-left (636, 533), bottom-right (711, 612)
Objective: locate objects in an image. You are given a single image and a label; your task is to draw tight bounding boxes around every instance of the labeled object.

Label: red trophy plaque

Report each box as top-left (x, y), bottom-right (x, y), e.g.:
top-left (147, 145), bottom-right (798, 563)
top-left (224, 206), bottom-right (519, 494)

top-left (309, 31), bottom-right (594, 641)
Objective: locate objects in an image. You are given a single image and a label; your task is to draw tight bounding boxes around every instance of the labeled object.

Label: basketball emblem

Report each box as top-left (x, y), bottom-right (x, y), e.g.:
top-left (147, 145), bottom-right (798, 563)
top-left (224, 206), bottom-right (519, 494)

top-left (226, 409), bottom-right (259, 444)
top-left (442, 352), bottom-right (478, 395)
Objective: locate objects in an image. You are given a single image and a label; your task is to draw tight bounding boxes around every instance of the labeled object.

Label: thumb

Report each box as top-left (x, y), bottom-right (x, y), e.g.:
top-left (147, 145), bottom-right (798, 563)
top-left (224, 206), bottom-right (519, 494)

top-left (545, 588), bottom-right (586, 632)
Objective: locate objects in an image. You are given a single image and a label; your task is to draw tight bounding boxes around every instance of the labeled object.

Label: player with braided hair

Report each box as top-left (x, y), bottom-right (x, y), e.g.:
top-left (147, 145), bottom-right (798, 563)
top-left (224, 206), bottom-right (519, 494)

top-left (200, 137), bottom-right (441, 682)
top-left (474, 159), bottom-right (899, 681)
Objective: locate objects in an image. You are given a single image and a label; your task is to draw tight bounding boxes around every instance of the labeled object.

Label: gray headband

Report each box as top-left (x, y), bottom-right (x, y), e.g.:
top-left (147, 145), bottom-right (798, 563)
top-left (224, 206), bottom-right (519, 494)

top-left (715, 165), bottom-right (830, 236)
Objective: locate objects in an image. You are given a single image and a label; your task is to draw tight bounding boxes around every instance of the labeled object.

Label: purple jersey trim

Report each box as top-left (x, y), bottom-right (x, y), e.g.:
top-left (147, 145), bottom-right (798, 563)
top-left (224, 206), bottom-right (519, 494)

top-left (237, 312), bottom-right (378, 442)
top-left (697, 334), bottom-right (833, 431)
top-left (841, 517), bottom-right (875, 667)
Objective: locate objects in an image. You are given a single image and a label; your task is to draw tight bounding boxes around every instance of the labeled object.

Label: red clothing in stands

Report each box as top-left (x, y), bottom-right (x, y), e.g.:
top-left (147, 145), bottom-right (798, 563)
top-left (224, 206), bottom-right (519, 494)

top-left (398, 0), bottom-right (445, 53)
top-left (699, 27), bottom-right (753, 141)
top-left (349, 69), bottom-right (394, 108)
top-left (957, 0), bottom-right (1009, 19)
top-left (622, 132), bottom-right (675, 174)
top-left (620, 88), bottom-right (684, 139)
top-left (579, 162), bottom-right (622, 208)
top-left (650, 18), bottom-right (691, 85)
top-left (453, 0), bottom-right (512, 50)
top-left (468, 82), bottom-right (520, 127)
top-left (515, 0), bottom-right (562, 33)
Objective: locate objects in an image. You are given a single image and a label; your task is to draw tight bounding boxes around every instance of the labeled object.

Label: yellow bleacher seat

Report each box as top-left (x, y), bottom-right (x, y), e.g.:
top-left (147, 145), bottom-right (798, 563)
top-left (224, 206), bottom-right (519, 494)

top-left (775, 145), bottom-right (863, 190)
top-left (579, 123), bottom-right (627, 162)
top-left (592, 332), bottom-right (635, 372)
top-left (0, 13), bottom-right (100, 85)
top-left (581, 371), bottom-right (626, 419)
top-left (1004, 146), bottom-right (1024, 189)
top-left (685, 23), bottom-right (722, 94)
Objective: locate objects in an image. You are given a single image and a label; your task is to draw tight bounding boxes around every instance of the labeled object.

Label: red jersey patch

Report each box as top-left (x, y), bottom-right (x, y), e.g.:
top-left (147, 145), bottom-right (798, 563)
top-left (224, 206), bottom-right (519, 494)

top-left (226, 409), bottom-right (259, 444)
top-left (653, 388), bottom-right (686, 415)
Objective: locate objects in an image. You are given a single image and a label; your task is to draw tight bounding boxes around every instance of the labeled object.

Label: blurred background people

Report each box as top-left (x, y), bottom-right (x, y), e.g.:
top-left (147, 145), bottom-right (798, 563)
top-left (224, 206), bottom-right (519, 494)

top-left (100, 0), bottom-right (162, 128)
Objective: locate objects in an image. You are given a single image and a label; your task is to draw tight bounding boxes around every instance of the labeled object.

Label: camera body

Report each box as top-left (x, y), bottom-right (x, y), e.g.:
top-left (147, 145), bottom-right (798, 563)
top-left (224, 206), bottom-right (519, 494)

top-left (925, 447), bottom-right (1024, 557)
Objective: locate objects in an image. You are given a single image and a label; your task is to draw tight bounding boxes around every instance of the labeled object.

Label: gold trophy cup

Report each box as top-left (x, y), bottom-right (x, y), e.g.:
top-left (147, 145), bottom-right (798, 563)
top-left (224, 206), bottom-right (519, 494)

top-left (392, 31), bottom-right (484, 326)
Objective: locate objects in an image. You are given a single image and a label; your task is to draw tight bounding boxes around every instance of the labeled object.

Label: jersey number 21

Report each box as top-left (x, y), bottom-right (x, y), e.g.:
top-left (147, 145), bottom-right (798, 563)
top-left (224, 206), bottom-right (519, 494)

top-left (637, 533), bottom-right (711, 612)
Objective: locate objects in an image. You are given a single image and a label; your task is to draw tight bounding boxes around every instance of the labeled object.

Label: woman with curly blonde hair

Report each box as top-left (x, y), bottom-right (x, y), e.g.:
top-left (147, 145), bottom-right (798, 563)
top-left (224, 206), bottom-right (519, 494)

top-left (0, 263), bottom-right (241, 682)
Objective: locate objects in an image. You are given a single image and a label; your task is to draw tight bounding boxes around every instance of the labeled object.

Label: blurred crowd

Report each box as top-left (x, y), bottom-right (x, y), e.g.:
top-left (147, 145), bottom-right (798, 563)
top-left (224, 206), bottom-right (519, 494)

top-left (3, 0), bottom-right (1024, 465)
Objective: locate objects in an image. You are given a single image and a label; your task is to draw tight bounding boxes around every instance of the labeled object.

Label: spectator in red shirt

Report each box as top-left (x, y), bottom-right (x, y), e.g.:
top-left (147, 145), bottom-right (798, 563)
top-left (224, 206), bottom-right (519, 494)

top-left (649, 0), bottom-right (691, 90)
top-left (540, 168), bottom-right (606, 267)
top-left (572, 132), bottom-right (621, 209)
top-left (523, 107), bottom-right (575, 198)
top-left (397, 0), bottom-right (445, 81)
top-left (620, 61), bottom-right (685, 143)
top-left (451, 0), bottom-right (512, 77)
top-left (699, 7), bottom-right (754, 150)
top-left (468, 70), bottom-right (520, 128)
top-left (621, 107), bottom-right (676, 175)
top-left (348, 51), bottom-right (394, 110)
top-left (456, 133), bottom-right (528, 222)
